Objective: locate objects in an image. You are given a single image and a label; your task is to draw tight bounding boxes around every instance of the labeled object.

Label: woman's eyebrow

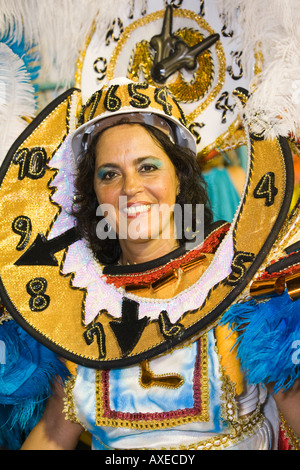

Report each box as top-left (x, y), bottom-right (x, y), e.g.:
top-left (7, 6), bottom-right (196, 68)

top-left (96, 156), bottom-right (162, 171)
top-left (135, 156), bottom-right (163, 164)
top-left (96, 163), bottom-right (120, 172)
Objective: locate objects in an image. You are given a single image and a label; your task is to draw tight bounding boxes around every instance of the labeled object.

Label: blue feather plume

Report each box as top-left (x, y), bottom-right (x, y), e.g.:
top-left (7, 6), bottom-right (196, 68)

top-left (221, 291), bottom-right (300, 393)
top-left (0, 320), bottom-right (70, 450)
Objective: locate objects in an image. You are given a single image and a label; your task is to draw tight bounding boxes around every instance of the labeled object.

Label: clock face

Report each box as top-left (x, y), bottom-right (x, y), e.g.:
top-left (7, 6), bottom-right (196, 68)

top-left (0, 85), bottom-right (294, 369)
top-left (78, 0), bottom-right (253, 157)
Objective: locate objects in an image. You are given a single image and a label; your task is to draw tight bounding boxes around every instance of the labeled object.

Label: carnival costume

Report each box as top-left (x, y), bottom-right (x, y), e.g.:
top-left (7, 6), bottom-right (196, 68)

top-left (1, 0), bottom-right (300, 451)
top-left (0, 76), bottom-right (298, 451)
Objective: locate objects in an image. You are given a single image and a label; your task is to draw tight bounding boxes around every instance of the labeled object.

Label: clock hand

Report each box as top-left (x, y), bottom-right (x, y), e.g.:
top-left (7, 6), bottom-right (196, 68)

top-left (110, 298), bottom-right (149, 357)
top-left (150, 5), bottom-right (178, 65)
top-left (151, 33), bottom-right (220, 84)
top-left (14, 227), bottom-right (81, 266)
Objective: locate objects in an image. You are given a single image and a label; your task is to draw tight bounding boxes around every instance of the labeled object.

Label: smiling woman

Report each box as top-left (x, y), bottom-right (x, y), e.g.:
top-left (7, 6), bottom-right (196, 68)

top-left (36, 78), bottom-right (274, 450)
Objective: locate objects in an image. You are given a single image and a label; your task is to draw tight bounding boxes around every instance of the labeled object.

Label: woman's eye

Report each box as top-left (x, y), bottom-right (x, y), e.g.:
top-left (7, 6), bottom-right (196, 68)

top-left (98, 170), bottom-right (118, 181)
top-left (140, 164), bottom-right (157, 172)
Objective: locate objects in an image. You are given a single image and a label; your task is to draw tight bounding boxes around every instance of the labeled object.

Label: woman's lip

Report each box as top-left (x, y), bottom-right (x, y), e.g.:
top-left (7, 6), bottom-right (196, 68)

top-left (121, 202), bottom-right (152, 218)
top-left (125, 201), bottom-right (153, 207)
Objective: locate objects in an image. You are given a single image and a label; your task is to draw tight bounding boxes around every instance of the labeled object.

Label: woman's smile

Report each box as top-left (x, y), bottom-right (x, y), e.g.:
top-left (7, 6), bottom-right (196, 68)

top-left (122, 202), bottom-right (152, 218)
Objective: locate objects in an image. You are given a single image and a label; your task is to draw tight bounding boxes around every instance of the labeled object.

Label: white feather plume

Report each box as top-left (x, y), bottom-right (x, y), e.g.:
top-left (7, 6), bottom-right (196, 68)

top-left (216, 0), bottom-right (300, 139)
top-left (0, 43), bottom-right (36, 164)
top-left (0, 0), bottom-right (139, 86)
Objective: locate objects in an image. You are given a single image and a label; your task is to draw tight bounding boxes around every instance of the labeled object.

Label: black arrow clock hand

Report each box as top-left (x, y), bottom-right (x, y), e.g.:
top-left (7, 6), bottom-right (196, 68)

top-left (110, 298), bottom-right (149, 357)
top-left (14, 227), bottom-right (81, 266)
top-left (152, 33), bottom-right (220, 84)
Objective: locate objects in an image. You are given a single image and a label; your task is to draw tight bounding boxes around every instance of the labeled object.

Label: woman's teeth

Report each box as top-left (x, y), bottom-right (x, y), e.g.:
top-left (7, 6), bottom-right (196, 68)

top-left (125, 204), bottom-right (151, 215)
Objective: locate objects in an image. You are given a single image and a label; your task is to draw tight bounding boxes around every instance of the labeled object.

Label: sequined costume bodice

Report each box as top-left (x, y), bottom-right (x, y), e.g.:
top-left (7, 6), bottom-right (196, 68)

top-left (64, 242), bottom-right (275, 450)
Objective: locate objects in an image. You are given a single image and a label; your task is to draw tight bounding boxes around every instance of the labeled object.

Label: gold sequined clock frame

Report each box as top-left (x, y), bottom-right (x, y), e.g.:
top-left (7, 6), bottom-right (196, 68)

top-left (0, 86), bottom-right (294, 369)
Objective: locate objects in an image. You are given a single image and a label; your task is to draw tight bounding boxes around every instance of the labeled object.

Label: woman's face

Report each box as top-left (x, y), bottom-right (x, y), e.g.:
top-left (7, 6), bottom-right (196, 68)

top-left (93, 123), bottom-right (179, 248)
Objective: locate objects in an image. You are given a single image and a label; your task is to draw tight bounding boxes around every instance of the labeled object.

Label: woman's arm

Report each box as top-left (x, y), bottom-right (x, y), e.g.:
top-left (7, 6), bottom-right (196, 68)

top-left (21, 378), bottom-right (84, 450)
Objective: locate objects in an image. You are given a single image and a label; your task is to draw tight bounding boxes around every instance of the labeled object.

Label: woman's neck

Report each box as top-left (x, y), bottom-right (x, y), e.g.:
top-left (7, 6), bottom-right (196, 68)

top-left (118, 237), bottom-right (179, 265)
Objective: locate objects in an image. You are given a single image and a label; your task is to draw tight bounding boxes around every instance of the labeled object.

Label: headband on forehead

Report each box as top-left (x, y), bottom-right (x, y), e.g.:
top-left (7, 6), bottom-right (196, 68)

top-left (71, 77), bottom-right (197, 163)
top-left (80, 112), bottom-right (177, 153)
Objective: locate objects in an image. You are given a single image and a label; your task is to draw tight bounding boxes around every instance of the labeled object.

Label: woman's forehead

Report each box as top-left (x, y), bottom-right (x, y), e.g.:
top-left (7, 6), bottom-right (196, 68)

top-left (96, 122), bottom-right (169, 143)
top-left (95, 124), bottom-right (170, 160)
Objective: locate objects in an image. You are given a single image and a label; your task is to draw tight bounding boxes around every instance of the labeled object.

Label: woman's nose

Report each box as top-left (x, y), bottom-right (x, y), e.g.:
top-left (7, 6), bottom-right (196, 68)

top-left (122, 172), bottom-right (143, 196)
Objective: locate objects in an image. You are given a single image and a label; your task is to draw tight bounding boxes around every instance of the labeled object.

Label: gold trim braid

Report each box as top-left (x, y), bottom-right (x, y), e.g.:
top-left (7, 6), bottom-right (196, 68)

top-left (63, 374), bottom-right (83, 426)
top-left (280, 413), bottom-right (300, 450)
